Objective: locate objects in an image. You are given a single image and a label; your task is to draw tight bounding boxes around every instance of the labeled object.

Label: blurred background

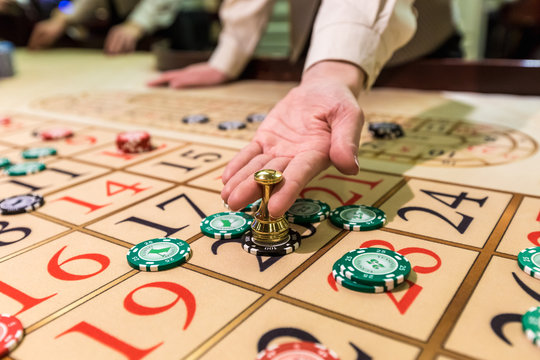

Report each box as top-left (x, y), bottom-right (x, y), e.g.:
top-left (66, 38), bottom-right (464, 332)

top-left (1, 0), bottom-right (539, 60)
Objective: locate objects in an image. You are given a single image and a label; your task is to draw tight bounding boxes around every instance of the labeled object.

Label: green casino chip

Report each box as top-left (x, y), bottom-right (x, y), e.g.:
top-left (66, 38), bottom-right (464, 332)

top-left (200, 211), bottom-right (253, 239)
top-left (127, 237), bottom-right (191, 271)
top-left (241, 199), bottom-right (261, 212)
top-left (518, 246), bottom-right (540, 279)
top-left (22, 147), bottom-right (57, 159)
top-left (329, 205), bottom-right (386, 231)
top-left (4, 162), bottom-right (46, 176)
top-left (286, 198), bottom-right (330, 224)
top-left (0, 158), bottom-right (10, 168)
top-left (335, 247), bottom-right (411, 287)
top-left (522, 306), bottom-right (540, 347)
top-left (331, 263), bottom-right (390, 293)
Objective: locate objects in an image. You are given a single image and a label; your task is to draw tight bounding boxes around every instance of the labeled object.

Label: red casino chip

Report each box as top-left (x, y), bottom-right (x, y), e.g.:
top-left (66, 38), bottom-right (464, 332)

top-left (0, 116), bottom-right (11, 125)
top-left (0, 314), bottom-right (24, 357)
top-left (40, 127), bottom-right (74, 141)
top-left (256, 341), bottom-right (340, 360)
top-left (116, 130), bottom-right (153, 154)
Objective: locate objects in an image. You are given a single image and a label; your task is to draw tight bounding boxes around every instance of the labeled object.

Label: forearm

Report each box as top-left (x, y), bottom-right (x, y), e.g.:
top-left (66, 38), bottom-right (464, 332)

top-left (305, 0), bottom-right (417, 89)
top-left (208, 0), bottom-right (276, 78)
top-left (128, 0), bottom-right (182, 34)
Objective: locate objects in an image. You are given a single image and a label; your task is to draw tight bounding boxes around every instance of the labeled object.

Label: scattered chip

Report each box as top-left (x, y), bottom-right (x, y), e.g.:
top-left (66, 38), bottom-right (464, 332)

top-left (241, 229), bottom-right (301, 256)
top-left (522, 306), bottom-right (540, 347)
top-left (518, 246), bottom-right (540, 279)
top-left (182, 114), bottom-right (209, 124)
top-left (286, 198), bottom-right (331, 224)
top-left (368, 122), bottom-right (404, 139)
top-left (0, 194), bottom-right (44, 215)
top-left (335, 247), bottom-right (411, 287)
top-left (21, 147), bottom-right (57, 159)
top-left (0, 116), bottom-right (10, 125)
top-left (38, 127), bottom-right (73, 141)
top-left (257, 341), bottom-right (340, 360)
top-left (246, 113), bottom-right (266, 123)
top-left (0, 314), bottom-right (24, 358)
top-left (116, 130), bottom-right (153, 153)
top-left (329, 205), bottom-right (386, 231)
top-left (217, 121), bottom-right (246, 131)
top-left (0, 158), bottom-right (10, 168)
top-left (126, 237), bottom-right (191, 271)
top-left (200, 212), bottom-right (253, 239)
top-left (241, 199), bottom-right (261, 212)
top-left (4, 162), bottom-right (46, 176)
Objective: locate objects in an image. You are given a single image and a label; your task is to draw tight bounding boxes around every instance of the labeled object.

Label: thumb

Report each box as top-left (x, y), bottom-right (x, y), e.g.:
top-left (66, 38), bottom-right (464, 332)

top-left (329, 105), bottom-right (363, 175)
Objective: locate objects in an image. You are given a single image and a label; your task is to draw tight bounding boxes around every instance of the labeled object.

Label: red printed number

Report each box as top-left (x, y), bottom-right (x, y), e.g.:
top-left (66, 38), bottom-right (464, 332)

top-left (301, 174), bottom-right (383, 206)
top-left (527, 210), bottom-right (540, 246)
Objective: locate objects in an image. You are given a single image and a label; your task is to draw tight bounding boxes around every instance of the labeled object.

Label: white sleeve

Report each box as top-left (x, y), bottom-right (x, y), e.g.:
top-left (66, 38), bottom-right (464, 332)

top-left (128, 0), bottom-right (184, 33)
top-left (208, 0), bottom-right (276, 78)
top-left (305, 0), bottom-right (417, 89)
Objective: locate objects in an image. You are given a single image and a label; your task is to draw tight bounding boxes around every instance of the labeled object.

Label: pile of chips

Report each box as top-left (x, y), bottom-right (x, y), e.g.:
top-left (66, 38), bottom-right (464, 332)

top-left (116, 130), bottom-right (153, 153)
top-left (332, 247), bottom-right (411, 293)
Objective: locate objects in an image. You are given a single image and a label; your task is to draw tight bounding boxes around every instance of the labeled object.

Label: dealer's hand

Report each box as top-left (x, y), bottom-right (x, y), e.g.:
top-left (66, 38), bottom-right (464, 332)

top-left (28, 15), bottom-right (67, 50)
top-left (104, 22), bottom-right (144, 54)
top-left (221, 61), bottom-right (365, 217)
top-left (147, 62), bottom-right (228, 89)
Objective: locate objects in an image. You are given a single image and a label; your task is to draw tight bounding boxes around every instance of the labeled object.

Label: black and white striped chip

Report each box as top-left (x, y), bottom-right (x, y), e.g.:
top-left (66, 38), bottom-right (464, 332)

top-left (182, 114), bottom-right (209, 124)
top-left (218, 121), bottom-right (246, 131)
top-left (0, 194), bottom-right (44, 215)
top-left (246, 113), bottom-right (266, 123)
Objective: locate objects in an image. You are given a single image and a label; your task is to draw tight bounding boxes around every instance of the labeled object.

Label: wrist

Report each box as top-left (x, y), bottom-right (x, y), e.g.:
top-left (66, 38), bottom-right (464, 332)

top-left (124, 21), bottom-right (145, 37)
top-left (50, 10), bottom-right (69, 26)
top-left (302, 61), bottom-right (365, 97)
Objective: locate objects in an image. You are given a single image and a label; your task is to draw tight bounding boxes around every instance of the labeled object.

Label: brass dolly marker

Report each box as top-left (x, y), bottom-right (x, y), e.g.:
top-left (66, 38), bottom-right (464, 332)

top-left (241, 169), bottom-right (302, 256)
top-left (250, 169), bottom-right (290, 244)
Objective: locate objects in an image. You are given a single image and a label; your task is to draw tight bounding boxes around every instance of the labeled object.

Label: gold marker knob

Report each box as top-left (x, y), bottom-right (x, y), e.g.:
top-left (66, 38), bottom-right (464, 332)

top-left (251, 169), bottom-right (290, 244)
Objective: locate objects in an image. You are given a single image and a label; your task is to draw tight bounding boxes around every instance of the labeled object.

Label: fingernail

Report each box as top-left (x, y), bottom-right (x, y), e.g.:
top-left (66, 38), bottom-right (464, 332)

top-left (222, 199), bottom-right (229, 209)
top-left (354, 155), bottom-right (359, 168)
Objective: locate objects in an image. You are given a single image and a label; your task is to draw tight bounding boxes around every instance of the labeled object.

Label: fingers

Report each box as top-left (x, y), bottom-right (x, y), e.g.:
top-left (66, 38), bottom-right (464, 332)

top-left (107, 33), bottom-right (128, 54)
top-left (226, 156), bottom-right (291, 211)
top-left (268, 151), bottom-right (330, 217)
top-left (222, 142), bottom-right (262, 184)
top-left (28, 27), bottom-right (48, 50)
top-left (221, 153), bottom-right (273, 203)
top-left (146, 70), bottom-right (181, 87)
top-left (329, 105), bottom-right (363, 175)
top-left (104, 32), bottom-right (116, 54)
top-left (105, 31), bottom-right (121, 54)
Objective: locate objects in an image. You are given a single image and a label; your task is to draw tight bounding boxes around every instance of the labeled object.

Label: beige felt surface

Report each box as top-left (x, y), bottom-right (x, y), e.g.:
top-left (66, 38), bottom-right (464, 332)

top-left (0, 49), bottom-right (539, 360)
